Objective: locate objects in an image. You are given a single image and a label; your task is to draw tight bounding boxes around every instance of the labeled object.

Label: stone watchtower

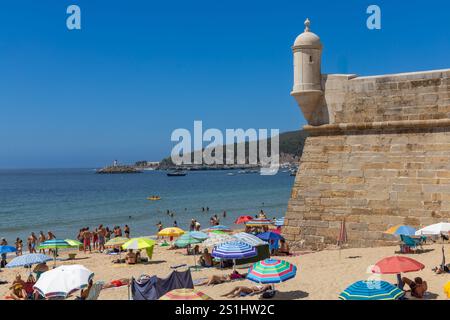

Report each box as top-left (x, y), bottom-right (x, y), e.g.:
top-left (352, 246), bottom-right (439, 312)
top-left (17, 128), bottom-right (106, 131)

top-left (283, 19), bottom-right (450, 250)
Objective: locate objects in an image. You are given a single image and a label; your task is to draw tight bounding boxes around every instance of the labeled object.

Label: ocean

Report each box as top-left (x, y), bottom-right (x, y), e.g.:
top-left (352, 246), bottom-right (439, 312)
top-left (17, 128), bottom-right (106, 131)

top-left (0, 168), bottom-right (294, 242)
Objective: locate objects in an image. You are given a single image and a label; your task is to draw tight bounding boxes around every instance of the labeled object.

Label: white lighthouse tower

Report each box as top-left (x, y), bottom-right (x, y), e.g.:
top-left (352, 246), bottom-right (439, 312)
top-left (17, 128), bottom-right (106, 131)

top-left (291, 18), bottom-right (324, 125)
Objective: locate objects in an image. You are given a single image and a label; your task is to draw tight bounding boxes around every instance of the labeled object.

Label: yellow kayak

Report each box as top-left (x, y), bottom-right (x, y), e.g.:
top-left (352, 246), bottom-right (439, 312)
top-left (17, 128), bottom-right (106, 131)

top-left (147, 196), bottom-right (161, 201)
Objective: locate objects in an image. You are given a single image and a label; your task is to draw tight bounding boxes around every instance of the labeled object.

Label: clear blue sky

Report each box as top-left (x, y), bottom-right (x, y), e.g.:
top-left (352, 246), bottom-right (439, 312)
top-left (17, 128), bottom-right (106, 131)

top-left (0, 0), bottom-right (449, 168)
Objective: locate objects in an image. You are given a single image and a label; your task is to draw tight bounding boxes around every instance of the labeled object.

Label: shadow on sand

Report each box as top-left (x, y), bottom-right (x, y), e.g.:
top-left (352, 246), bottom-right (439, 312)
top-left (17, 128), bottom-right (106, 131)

top-left (265, 290), bottom-right (309, 300)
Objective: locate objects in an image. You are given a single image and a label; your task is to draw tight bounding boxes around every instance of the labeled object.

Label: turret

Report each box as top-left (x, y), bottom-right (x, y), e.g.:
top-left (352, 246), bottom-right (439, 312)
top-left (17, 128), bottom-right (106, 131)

top-left (291, 19), bottom-right (323, 125)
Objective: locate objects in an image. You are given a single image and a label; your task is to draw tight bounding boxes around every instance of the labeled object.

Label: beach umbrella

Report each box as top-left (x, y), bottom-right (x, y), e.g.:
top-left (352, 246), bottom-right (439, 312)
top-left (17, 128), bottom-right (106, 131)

top-left (234, 216), bottom-right (254, 224)
top-left (159, 288), bottom-right (212, 300)
top-left (274, 217), bottom-right (285, 227)
top-left (104, 237), bottom-right (129, 247)
top-left (371, 256), bottom-right (425, 274)
top-left (189, 231), bottom-right (209, 240)
top-left (415, 222), bottom-right (450, 236)
top-left (202, 233), bottom-right (233, 247)
top-left (203, 225), bottom-right (232, 233)
top-left (444, 281), bottom-right (450, 298)
top-left (174, 233), bottom-right (203, 248)
top-left (0, 245), bottom-right (16, 254)
top-left (232, 232), bottom-right (268, 246)
top-left (64, 239), bottom-right (83, 247)
top-left (33, 264), bottom-right (94, 299)
top-left (245, 218), bottom-right (273, 227)
top-left (209, 230), bottom-right (227, 235)
top-left (247, 259), bottom-right (297, 284)
top-left (157, 227), bottom-right (185, 237)
top-left (212, 240), bottom-right (257, 271)
top-left (37, 239), bottom-right (72, 267)
top-left (339, 280), bottom-right (404, 300)
top-left (6, 253), bottom-right (52, 269)
top-left (122, 237), bottom-right (156, 250)
top-left (385, 225), bottom-right (417, 236)
top-left (256, 231), bottom-right (284, 242)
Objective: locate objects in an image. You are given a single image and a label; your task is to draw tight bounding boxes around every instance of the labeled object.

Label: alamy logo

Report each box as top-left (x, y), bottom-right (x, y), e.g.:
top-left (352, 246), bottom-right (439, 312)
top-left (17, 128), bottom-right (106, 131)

top-left (66, 5), bottom-right (81, 30)
top-left (171, 121), bottom-right (280, 175)
top-left (366, 5), bottom-right (381, 30)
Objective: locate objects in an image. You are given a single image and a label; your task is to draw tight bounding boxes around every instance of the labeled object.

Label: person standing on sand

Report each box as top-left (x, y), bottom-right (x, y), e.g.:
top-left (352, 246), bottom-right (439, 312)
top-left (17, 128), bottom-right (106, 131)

top-left (173, 221), bottom-right (178, 227)
top-left (15, 238), bottom-right (23, 256)
top-left (38, 231), bottom-right (46, 254)
top-left (47, 231), bottom-right (56, 256)
top-left (124, 225), bottom-right (130, 238)
top-left (105, 227), bottom-right (111, 242)
top-left (1, 238), bottom-right (7, 266)
top-left (98, 225), bottom-right (106, 252)
top-left (93, 229), bottom-right (99, 250)
top-left (195, 220), bottom-right (201, 231)
top-left (28, 232), bottom-right (37, 254)
top-left (83, 228), bottom-right (92, 253)
top-left (156, 222), bottom-right (163, 239)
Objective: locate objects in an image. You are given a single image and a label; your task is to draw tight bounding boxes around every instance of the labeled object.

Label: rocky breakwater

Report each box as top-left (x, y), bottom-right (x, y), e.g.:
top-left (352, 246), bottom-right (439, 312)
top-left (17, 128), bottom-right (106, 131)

top-left (96, 165), bottom-right (142, 174)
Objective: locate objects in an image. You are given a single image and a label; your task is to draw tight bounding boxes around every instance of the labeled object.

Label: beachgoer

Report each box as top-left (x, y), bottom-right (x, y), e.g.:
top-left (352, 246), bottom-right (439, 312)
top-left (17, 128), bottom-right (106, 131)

top-left (28, 232), bottom-right (37, 254)
top-left (93, 229), bottom-right (99, 250)
top-left (98, 225), bottom-right (106, 252)
top-left (126, 249), bottom-right (136, 264)
top-left (223, 211), bottom-right (226, 218)
top-left (276, 239), bottom-right (290, 256)
top-left (401, 277), bottom-right (428, 298)
top-left (47, 231), bottom-right (56, 256)
top-left (83, 228), bottom-right (92, 253)
top-left (38, 231), bottom-right (46, 254)
top-left (78, 279), bottom-right (93, 300)
top-left (0, 238), bottom-right (7, 266)
top-left (124, 225), bottom-right (130, 238)
top-left (197, 274), bottom-right (231, 286)
top-left (221, 284), bottom-right (272, 298)
top-left (9, 274), bottom-right (27, 300)
top-left (15, 238), bottom-right (23, 256)
top-left (199, 248), bottom-right (213, 267)
top-left (190, 219), bottom-right (196, 231)
top-left (173, 221), bottom-right (178, 227)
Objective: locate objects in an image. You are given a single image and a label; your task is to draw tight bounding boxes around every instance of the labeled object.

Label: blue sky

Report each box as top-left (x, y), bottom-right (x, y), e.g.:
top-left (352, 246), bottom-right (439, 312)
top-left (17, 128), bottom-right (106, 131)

top-left (0, 0), bottom-right (449, 168)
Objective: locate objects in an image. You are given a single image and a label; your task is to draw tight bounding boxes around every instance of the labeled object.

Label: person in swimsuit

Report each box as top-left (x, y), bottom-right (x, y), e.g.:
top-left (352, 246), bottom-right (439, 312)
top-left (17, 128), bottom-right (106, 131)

top-left (197, 274), bottom-right (231, 286)
top-left (221, 284), bottom-right (272, 298)
top-left (9, 274), bottom-right (27, 300)
top-left (15, 238), bottom-right (23, 256)
top-left (98, 225), bottom-right (106, 252)
top-left (83, 228), bottom-right (92, 253)
top-left (402, 277), bottom-right (428, 298)
top-left (47, 231), bottom-right (56, 256)
top-left (38, 232), bottom-right (46, 254)
top-left (124, 225), bottom-right (130, 238)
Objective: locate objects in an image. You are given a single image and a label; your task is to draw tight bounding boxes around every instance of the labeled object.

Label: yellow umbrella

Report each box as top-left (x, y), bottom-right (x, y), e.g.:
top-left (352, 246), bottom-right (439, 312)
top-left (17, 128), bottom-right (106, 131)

top-left (444, 281), bottom-right (450, 298)
top-left (64, 239), bottom-right (82, 247)
top-left (122, 238), bottom-right (156, 250)
top-left (157, 227), bottom-right (185, 237)
top-left (105, 237), bottom-right (129, 247)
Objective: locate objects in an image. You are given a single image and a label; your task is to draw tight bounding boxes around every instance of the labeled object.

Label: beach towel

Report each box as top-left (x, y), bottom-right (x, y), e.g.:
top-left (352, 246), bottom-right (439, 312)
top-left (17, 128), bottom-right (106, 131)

top-left (131, 270), bottom-right (194, 300)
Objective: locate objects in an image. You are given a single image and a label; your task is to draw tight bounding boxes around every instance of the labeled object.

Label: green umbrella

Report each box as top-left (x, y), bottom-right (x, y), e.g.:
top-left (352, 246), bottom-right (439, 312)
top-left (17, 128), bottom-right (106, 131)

top-left (175, 233), bottom-right (203, 248)
top-left (37, 239), bottom-right (72, 267)
top-left (64, 239), bottom-right (83, 247)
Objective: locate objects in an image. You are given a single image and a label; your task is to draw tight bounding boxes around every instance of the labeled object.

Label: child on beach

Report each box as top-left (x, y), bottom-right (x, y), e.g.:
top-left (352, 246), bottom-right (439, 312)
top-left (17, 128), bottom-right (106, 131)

top-left (15, 238), bottom-right (23, 256)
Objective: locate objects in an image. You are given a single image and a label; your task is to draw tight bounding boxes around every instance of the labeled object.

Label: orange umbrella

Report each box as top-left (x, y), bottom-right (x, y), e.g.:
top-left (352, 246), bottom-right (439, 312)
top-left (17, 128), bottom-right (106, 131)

top-left (371, 256), bottom-right (425, 274)
top-left (234, 216), bottom-right (253, 224)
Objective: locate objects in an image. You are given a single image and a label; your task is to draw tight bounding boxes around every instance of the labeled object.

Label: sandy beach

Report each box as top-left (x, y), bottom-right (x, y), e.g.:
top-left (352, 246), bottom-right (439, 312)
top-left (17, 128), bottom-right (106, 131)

top-left (1, 242), bottom-right (449, 300)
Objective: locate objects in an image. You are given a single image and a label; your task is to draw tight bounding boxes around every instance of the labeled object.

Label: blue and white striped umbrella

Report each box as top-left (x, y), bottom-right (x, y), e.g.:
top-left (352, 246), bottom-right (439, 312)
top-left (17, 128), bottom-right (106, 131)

top-left (274, 217), bottom-right (285, 227)
top-left (0, 245), bottom-right (16, 254)
top-left (204, 225), bottom-right (231, 232)
top-left (6, 253), bottom-right (53, 268)
top-left (339, 280), bottom-right (404, 300)
top-left (232, 232), bottom-right (268, 246)
top-left (212, 241), bottom-right (257, 259)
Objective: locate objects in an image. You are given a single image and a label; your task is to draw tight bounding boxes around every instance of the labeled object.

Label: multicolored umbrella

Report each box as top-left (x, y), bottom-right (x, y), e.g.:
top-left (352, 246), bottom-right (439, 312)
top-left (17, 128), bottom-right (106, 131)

top-left (245, 218), bottom-right (273, 227)
top-left (37, 239), bottom-right (72, 250)
top-left (371, 256), bottom-right (425, 274)
top-left (33, 264), bottom-right (94, 299)
top-left (64, 239), bottom-right (83, 247)
top-left (0, 245), bottom-right (16, 254)
top-left (202, 233), bottom-right (233, 247)
top-left (159, 288), bottom-right (212, 300)
top-left (203, 225), bottom-right (231, 233)
top-left (339, 280), bottom-right (404, 300)
top-left (105, 237), bottom-right (129, 247)
top-left (234, 216), bottom-right (254, 224)
top-left (157, 227), bottom-right (185, 237)
top-left (232, 232), bottom-right (268, 246)
top-left (122, 237), bottom-right (156, 250)
top-left (174, 233), bottom-right (203, 248)
top-left (247, 259), bottom-right (297, 284)
top-left (212, 241), bottom-right (257, 260)
top-left (6, 253), bottom-right (52, 268)
top-left (385, 225), bottom-right (417, 236)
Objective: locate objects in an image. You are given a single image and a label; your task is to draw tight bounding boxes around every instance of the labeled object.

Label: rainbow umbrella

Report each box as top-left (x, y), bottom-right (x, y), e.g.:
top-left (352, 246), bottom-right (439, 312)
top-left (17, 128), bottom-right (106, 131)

top-left (245, 218), bottom-right (273, 227)
top-left (203, 225), bottom-right (231, 233)
top-left (247, 259), bottom-right (297, 284)
top-left (159, 288), bottom-right (212, 300)
top-left (385, 225), bottom-right (416, 236)
top-left (339, 280), bottom-right (404, 300)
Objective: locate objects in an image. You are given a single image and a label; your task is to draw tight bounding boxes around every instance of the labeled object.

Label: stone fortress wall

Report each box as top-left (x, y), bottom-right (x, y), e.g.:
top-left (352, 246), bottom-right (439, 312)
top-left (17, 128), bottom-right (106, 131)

top-left (282, 19), bottom-right (450, 249)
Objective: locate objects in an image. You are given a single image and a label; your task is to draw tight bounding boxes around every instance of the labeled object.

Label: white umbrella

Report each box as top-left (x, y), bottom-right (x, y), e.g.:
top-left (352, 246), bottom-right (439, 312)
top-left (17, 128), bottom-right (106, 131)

top-left (202, 233), bottom-right (233, 247)
top-left (232, 232), bottom-right (268, 246)
top-left (415, 222), bottom-right (450, 236)
top-left (33, 264), bottom-right (94, 299)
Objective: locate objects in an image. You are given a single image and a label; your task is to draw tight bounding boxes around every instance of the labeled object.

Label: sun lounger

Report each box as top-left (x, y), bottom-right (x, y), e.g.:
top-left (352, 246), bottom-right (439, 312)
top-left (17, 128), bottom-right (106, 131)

top-left (400, 235), bottom-right (425, 253)
top-left (86, 281), bottom-right (105, 300)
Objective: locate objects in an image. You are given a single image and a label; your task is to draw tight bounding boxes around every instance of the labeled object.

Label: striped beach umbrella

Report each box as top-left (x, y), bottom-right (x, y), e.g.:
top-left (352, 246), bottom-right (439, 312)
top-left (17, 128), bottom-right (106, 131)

top-left (339, 280), bottom-right (404, 300)
top-left (247, 259), bottom-right (297, 284)
top-left (122, 238), bottom-right (156, 250)
top-left (203, 225), bottom-right (231, 233)
top-left (245, 218), bottom-right (273, 227)
top-left (157, 227), bottom-right (185, 237)
top-left (212, 241), bottom-right (257, 260)
top-left (64, 239), bottom-right (83, 247)
top-left (0, 245), bottom-right (16, 254)
top-left (385, 225), bottom-right (416, 236)
top-left (274, 217), bottom-right (285, 227)
top-left (202, 233), bottom-right (233, 247)
top-left (37, 239), bottom-right (72, 250)
top-left (105, 237), bottom-right (129, 247)
top-left (34, 264), bottom-right (94, 299)
top-left (6, 253), bottom-right (52, 268)
top-left (159, 288), bottom-right (212, 300)
top-left (232, 232), bottom-right (268, 246)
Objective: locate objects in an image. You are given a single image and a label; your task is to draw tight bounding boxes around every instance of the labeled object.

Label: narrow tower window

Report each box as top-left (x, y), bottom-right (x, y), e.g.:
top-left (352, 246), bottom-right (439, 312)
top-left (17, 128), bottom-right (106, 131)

top-left (309, 55), bottom-right (313, 63)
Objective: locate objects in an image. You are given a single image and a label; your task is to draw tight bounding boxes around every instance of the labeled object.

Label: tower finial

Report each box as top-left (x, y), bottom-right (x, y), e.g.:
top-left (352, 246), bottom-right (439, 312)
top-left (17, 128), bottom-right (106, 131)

top-left (304, 18), bottom-right (311, 32)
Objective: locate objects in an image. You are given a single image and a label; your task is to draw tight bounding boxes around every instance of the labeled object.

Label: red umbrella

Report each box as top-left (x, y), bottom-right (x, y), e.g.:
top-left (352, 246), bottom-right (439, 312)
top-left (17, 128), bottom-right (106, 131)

top-left (234, 216), bottom-right (254, 224)
top-left (371, 256), bottom-right (425, 274)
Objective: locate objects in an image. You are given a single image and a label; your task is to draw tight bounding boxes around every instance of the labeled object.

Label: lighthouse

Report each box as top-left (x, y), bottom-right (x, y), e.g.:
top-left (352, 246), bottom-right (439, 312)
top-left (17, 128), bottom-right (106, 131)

top-left (291, 18), bottom-right (324, 125)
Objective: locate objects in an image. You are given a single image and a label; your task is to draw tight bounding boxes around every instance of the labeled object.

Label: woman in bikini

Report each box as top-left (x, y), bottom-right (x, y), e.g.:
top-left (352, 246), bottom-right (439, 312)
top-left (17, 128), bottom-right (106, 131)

top-left (221, 284), bottom-right (272, 298)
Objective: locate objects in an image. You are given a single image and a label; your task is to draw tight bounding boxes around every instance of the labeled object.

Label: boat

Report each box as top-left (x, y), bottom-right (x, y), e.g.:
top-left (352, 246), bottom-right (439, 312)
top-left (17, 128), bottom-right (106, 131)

top-left (147, 196), bottom-right (161, 201)
top-left (167, 170), bottom-right (187, 177)
top-left (227, 172), bottom-right (235, 176)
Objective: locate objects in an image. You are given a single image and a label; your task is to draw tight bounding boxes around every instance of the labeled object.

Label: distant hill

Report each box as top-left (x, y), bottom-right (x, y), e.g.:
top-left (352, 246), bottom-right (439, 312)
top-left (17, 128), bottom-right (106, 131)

top-left (159, 129), bottom-right (308, 168)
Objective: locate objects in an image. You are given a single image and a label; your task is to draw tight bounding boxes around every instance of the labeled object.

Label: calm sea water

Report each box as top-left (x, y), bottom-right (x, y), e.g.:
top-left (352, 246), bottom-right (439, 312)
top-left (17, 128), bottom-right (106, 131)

top-left (0, 169), bottom-right (294, 242)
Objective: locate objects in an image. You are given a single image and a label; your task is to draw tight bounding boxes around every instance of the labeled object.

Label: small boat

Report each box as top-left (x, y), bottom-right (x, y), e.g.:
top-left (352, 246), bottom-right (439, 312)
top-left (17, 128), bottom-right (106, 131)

top-left (167, 170), bottom-right (187, 177)
top-left (227, 173), bottom-right (235, 176)
top-left (147, 196), bottom-right (161, 201)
